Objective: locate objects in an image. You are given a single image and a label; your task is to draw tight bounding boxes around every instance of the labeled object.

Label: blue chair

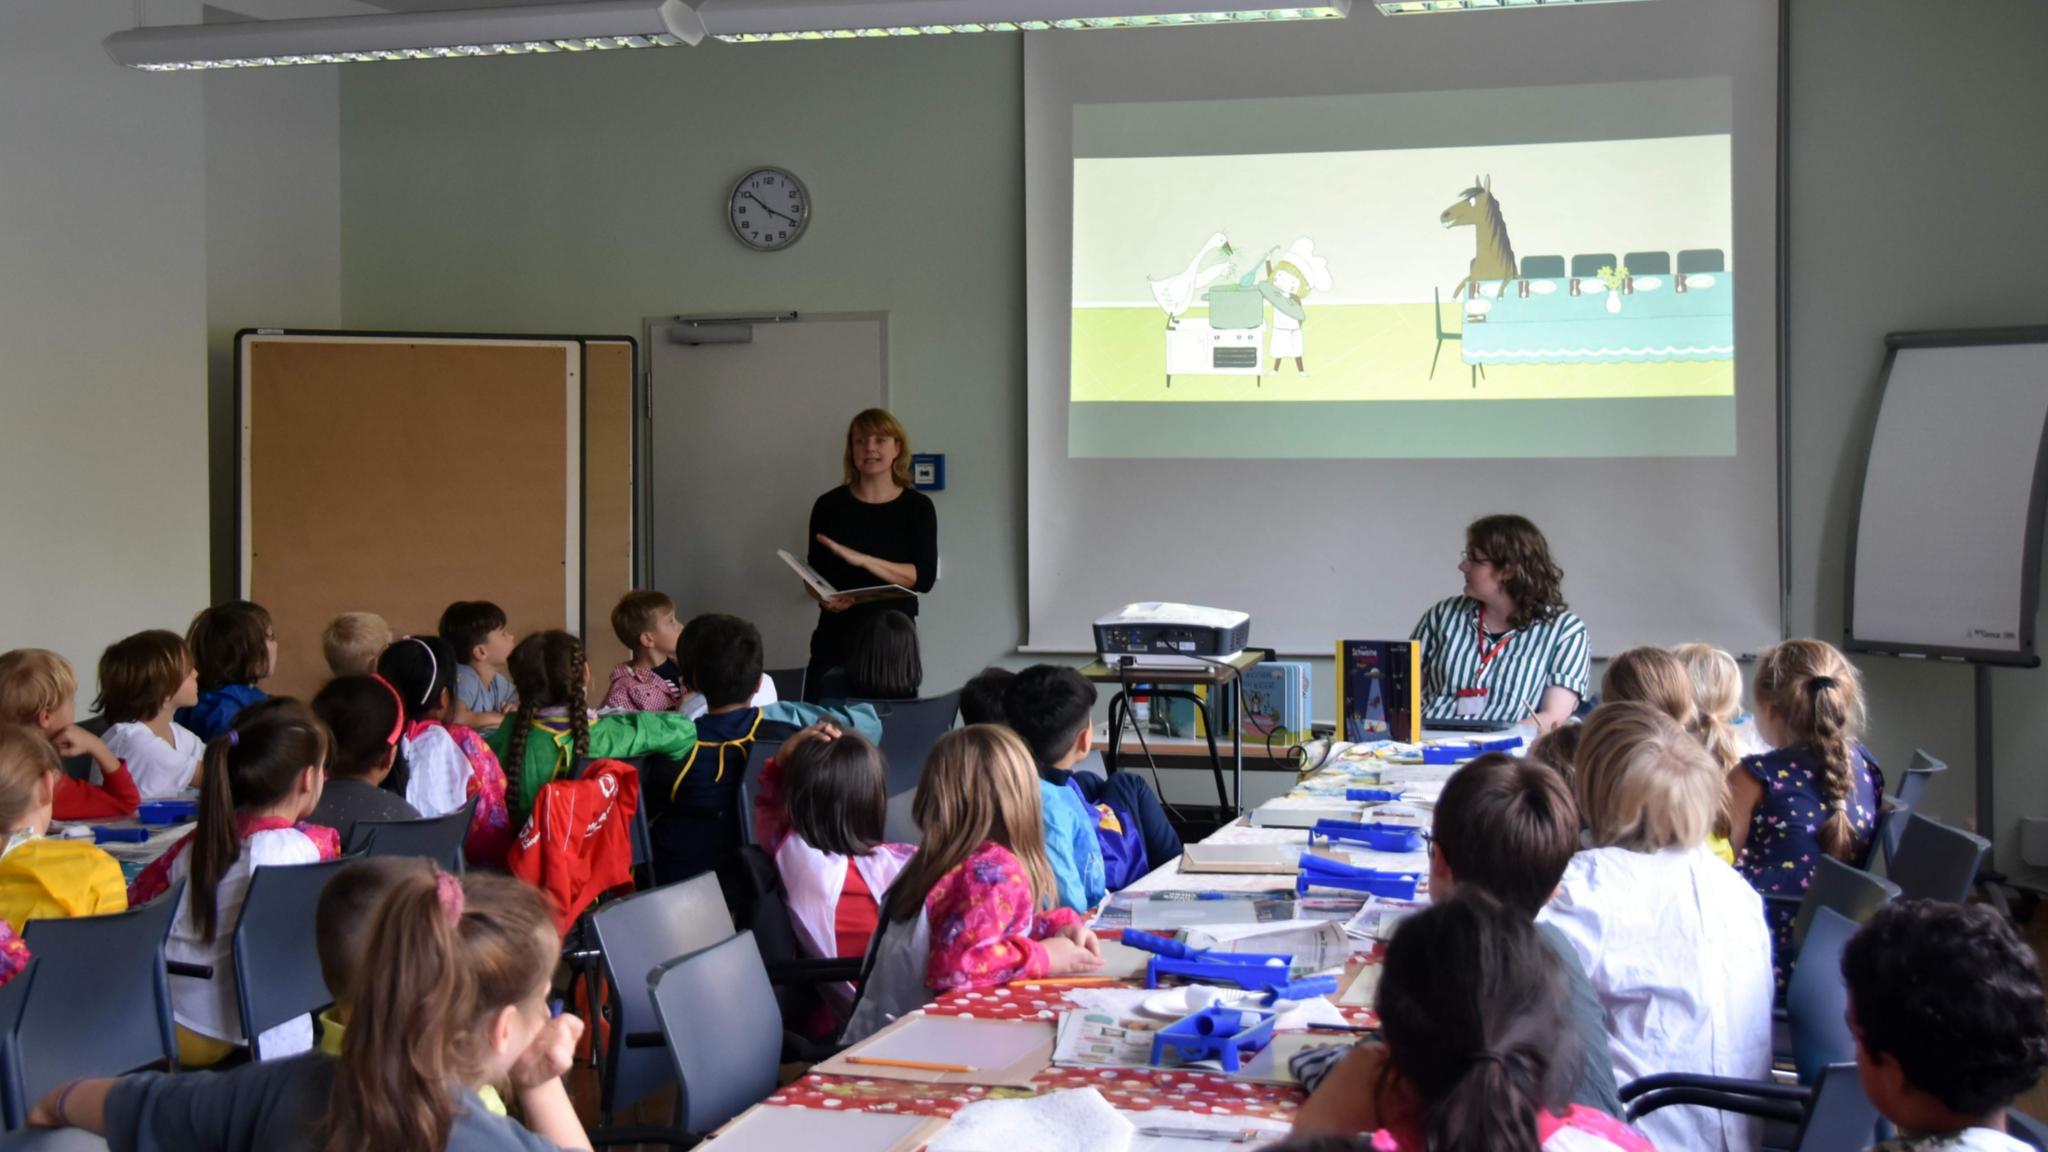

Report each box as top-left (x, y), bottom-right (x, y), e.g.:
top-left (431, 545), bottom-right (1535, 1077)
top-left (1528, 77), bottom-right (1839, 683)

top-left (8, 886), bottom-right (184, 1127)
top-left (1571, 252), bottom-right (1618, 281)
top-left (1888, 813), bottom-right (1989, 903)
top-left (1519, 254), bottom-right (1566, 279)
top-left (1894, 750), bottom-right (1946, 811)
top-left (234, 856), bottom-right (359, 1061)
top-left (1677, 248), bottom-right (1727, 274)
top-left (851, 690), bottom-right (962, 798)
top-left (589, 873), bottom-right (734, 1143)
top-left (1763, 856), bottom-right (1899, 960)
top-left (648, 931), bottom-right (783, 1138)
top-left (1429, 287), bottom-right (1484, 388)
top-left (0, 959), bottom-right (39, 1129)
top-left (736, 739), bottom-right (786, 850)
top-left (1622, 250), bottom-right (1673, 277)
top-left (346, 796), bottom-right (476, 872)
top-left (1784, 908), bottom-right (1861, 1084)
top-left (1627, 1062), bottom-right (1878, 1152)
top-left (2008, 1109), bottom-right (2048, 1150)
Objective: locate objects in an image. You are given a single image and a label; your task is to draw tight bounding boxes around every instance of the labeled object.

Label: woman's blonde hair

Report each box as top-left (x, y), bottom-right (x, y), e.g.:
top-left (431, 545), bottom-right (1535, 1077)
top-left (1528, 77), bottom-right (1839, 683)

top-left (842, 408), bottom-right (913, 490)
top-left (0, 725), bottom-right (59, 832)
top-left (883, 725), bottom-right (1054, 923)
top-left (1672, 643), bottom-right (1744, 776)
top-left (1753, 639), bottom-right (1867, 862)
top-left (1575, 701), bottom-right (1725, 853)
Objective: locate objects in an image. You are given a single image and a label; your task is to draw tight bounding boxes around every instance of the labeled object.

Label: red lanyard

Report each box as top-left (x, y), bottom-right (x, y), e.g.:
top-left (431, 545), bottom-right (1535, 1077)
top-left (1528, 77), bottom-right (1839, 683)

top-left (1472, 604), bottom-right (1514, 687)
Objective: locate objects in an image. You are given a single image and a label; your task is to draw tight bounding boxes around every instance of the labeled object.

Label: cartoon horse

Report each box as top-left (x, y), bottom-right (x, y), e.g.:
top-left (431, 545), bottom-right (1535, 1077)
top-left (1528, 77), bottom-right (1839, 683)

top-left (1440, 175), bottom-right (1517, 301)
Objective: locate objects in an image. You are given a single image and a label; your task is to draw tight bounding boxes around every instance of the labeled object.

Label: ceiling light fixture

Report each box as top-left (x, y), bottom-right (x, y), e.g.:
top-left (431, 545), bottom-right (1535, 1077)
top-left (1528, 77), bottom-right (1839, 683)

top-left (104, 0), bottom-right (707, 71)
top-left (1375, 0), bottom-right (1652, 12)
top-left (106, 0), bottom-right (1351, 70)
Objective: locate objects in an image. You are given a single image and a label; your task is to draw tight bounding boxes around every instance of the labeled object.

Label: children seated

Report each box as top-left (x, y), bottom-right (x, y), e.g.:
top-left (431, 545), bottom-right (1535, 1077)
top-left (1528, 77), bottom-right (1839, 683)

top-left (0, 724), bottom-right (126, 927)
top-left (603, 589), bottom-right (686, 711)
top-left (843, 726), bottom-right (1103, 1043)
top-left (308, 675), bottom-right (421, 847)
top-left (439, 599), bottom-right (518, 730)
top-left (1290, 893), bottom-right (1653, 1152)
top-left (320, 611), bottom-right (392, 677)
top-left (0, 648), bottom-right (140, 820)
top-left (1293, 754), bottom-right (1620, 1133)
top-left (31, 869), bottom-right (589, 1152)
top-left (1845, 900), bottom-right (2048, 1152)
top-left (1734, 638), bottom-right (1884, 985)
top-left (487, 629), bottom-right (696, 828)
top-left (311, 857), bottom-right (416, 1054)
top-left (1672, 642), bottom-right (1770, 759)
top-left (959, 666), bottom-right (1013, 727)
top-left (377, 635), bottom-right (513, 867)
top-left (176, 600), bottom-right (275, 742)
top-left (1006, 664), bottom-right (1183, 900)
top-left (95, 629), bottom-right (203, 799)
top-left (131, 699), bottom-right (340, 1065)
top-left (756, 722), bottom-right (914, 1027)
top-left (1539, 701), bottom-right (1773, 1152)
top-left (844, 609), bottom-right (923, 701)
top-left (1600, 646), bottom-right (1734, 863)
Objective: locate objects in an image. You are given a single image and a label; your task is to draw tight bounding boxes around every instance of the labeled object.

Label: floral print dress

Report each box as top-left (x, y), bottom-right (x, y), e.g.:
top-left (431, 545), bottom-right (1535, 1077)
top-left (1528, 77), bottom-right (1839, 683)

top-left (1735, 742), bottom-right (1884, 988)
top-left (925, 842), bottom-right (1085, 991)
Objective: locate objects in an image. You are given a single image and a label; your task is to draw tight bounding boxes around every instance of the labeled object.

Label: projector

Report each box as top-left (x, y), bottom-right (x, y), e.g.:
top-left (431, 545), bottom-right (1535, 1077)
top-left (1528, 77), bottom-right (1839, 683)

top-left (1094, 603), bottom-right (1251, 669)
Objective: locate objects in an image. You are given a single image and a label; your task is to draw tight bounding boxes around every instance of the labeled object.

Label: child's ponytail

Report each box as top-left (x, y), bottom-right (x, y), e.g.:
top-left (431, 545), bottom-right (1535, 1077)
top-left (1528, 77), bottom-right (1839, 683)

top-left (189, 699), bottom-right (328, 943)
top-left (1754, 639), bottom-right (1868, 862)
top-left (325, 870), bottom-right (557, 1152)
top-left (1374, 891), bottom-right (1575, 1152)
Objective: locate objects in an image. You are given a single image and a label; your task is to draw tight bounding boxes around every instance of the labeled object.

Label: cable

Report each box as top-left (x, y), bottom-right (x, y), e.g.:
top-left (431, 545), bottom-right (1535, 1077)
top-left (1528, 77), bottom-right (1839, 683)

top-left (1116, 658), bottom-right (1192, 826)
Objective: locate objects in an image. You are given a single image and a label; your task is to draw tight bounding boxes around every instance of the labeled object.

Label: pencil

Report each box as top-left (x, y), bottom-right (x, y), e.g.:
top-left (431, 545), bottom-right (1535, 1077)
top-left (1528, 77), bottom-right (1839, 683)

top-left (1024, 977), bottom-right (1121, 987)
top-left (843, 1056), bottom-right (977, 1073)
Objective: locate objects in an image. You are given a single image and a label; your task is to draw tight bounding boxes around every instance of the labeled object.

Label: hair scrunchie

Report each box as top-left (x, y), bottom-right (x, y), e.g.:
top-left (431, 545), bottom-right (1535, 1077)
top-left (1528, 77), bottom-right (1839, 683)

top-left (1806, 675), bottom-right (1838, 695)
top-left (433, 869), bottom-right (465, 924)
top-left (226, 730), bottom-right (240, 748)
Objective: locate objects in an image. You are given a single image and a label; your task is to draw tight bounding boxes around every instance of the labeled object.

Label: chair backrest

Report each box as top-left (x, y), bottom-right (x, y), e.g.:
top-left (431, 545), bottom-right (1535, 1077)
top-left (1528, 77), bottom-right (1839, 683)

top-left (648, 931), bottom-right (783, 1135)
top-left (589, 872), bottom-right (735, 1115)
top-left (2007, 1108), bottom-right (2048, 1150)
top-left (1785, 908), bottom-right (1860, 1084)
top-left (1792, 856), bottom-right (1900, 953)
top-left (12, 884), bottom-right (182, 1118)
top-left (765, 667), bottom-right (806, 705)
top-left (1895, 749), bottom-right (1947, 809)
top-left (1677, 248), bottom-right (1727, 275)
top-left (346, 795), bottom-right (477, 872)
top-left (1791, 1063), bottom-right (1883, 1152)
top-left (1570, 252), bottom-right (1617, 279)
top-left (1622, 251), bottom-right (1672, 276)
top-left (1519, 254), bottom-right (1566, 279)
top-left (852, 691), bottom-right (962, 797)
top-left (882, 789), bottom-right (920, 846)
top-left (737, 739), bottom-right (786, 850)
top-left (0, 959), bottom-right (38, 1129)
top-left (1870, 797), bottom-right (1911, 869)
top-left (1889, 813), bottom-right (1990, 902)
top-left (234, 856), bottom-right (359, 1060)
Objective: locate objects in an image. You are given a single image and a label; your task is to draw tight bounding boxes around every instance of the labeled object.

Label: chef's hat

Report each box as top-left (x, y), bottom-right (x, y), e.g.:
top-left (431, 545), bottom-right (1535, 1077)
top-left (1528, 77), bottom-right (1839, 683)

top-left (1278, 237), bottom-right (1334, 293)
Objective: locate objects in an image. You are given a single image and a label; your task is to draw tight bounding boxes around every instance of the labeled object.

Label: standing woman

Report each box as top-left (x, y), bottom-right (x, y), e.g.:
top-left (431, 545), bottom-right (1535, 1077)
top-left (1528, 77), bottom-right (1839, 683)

top-left (1411, 514), bottom-right (1589, 732)
top-left (804, 409), bottom-right (938, 701)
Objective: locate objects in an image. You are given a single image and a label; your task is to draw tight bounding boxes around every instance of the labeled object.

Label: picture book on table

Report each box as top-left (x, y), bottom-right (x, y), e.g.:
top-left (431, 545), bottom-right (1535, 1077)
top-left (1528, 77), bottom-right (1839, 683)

top-left (1336, 640), bottom-right (1423, 744)
top-left (1238, 661), bottom-right (1310, 745)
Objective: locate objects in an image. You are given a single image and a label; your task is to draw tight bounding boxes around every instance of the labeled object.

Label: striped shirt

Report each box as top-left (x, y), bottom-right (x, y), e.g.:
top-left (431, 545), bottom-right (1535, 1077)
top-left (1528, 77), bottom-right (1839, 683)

top-left (1410, 595), bottom-right (1590, 724)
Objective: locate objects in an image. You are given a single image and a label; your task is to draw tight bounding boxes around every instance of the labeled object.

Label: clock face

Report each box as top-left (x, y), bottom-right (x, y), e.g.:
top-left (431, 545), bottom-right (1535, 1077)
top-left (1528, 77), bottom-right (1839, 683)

top-left (728, 168), bottom-right (810, 251)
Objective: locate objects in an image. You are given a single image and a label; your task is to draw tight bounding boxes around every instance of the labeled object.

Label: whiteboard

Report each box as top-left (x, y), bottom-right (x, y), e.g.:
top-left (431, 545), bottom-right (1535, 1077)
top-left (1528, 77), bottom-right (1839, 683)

top-left (1847, 330), bottom-right (2048, 666)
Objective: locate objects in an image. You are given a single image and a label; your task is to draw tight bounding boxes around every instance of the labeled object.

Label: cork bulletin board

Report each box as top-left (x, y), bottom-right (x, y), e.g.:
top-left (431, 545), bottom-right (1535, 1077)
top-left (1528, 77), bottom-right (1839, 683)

top-left (238, 333), bottom-right (582, 700)
top-left (582, 338), bottom-right (638, 666)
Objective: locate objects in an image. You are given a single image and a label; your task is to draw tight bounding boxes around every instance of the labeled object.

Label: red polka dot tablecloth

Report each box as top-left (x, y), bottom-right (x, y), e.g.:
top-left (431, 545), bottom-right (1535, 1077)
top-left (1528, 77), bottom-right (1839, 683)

top-left (769, 958), bottom-right (1384, 1123)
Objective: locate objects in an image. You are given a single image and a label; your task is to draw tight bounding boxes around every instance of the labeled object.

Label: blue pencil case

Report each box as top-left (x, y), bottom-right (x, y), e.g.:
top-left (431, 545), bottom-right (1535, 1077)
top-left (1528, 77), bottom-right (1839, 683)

top-left (137, 800), bottom-right (199, 825)
top-left (1345, 788), bottom-right (1403, 802)
top-left (93, 826), bottom-right (151, 844)
top-left (1296, 855), bottom-right (1422, 899)
top-left (1150, 1006), bottom-right (1278, 1073)
top-left (1308, 819), bottom-right (1425, 853)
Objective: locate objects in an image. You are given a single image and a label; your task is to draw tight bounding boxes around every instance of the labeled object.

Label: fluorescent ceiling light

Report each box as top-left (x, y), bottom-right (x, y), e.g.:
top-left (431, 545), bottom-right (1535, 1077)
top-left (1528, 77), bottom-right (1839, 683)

top-left (697, 1), bottom-right (1351, 42)
top-left (104, 0), bottom-right (707, 71)
top-left (1376, 0), bottom-right (1651, 11)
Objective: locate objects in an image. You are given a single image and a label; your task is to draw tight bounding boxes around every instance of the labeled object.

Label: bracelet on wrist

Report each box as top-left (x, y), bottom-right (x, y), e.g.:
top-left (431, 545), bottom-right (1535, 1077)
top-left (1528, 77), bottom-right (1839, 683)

top-left (52, 1078), bottom-right (83, 1128)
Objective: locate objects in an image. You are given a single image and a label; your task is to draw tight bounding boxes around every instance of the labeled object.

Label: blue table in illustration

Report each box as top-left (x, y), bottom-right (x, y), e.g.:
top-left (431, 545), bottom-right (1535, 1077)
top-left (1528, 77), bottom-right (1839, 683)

top-left (1461, 273), bottom-right (1734, 366)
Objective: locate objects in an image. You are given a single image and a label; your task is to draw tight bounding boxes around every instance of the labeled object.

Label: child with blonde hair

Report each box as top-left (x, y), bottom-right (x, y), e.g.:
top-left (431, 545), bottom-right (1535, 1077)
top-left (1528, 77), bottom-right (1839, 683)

top-left (177, 601), bottom-right (276, 742)
top-left (1540, 701), bottom-right (1773, 1152)
top-left (0, 648), bottom-right (140, 820)
top-left (97, 629), bottom-right (204, 799)
top-left (844, 725), bottom-right (1105, 1043)
top-left (1734, 638), bottom-right (1884, 988)
top-left (321, 612), bottom-right (392, 677)
top-left (1600, 646), bottom-right (1735, 863)
top-left (0, 725), bottom-right (126, 928)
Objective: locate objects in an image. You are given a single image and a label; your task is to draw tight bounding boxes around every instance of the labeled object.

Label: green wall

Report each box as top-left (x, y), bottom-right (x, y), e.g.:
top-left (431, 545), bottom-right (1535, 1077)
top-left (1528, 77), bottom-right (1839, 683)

top-left (340, 37), bottom-right (1025, 695)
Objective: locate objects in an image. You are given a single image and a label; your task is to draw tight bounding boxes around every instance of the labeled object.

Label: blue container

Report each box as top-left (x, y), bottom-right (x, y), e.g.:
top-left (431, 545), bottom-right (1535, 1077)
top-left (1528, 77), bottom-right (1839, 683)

top-left (136, 799), bottom-right (199, 825)
top-left (1150, 1005), bottom-right (1279, 1073)
top-left (93, 826), bottom-right (150, 844)
top-left (1309, 820), bottom-right (1424, 853)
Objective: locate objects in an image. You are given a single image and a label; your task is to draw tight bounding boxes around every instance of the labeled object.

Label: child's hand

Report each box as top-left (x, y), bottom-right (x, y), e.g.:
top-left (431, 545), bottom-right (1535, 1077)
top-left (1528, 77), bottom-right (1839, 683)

top-left (509, 1013), bottom-right (585, 1091)
top-left (51, 726), bottom-right (110, 763)
top-left (1052, 922), bottom-right (1103, 960)
top-left (781, 720), bottom-right (842, 757)
top-left (1041, 936), bottom-right (1105, 976)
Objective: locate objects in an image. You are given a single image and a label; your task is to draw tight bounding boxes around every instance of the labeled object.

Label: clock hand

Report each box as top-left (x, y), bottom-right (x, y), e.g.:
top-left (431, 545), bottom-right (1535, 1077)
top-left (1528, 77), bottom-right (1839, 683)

top-left (743, 190), bottom-right (797, 225)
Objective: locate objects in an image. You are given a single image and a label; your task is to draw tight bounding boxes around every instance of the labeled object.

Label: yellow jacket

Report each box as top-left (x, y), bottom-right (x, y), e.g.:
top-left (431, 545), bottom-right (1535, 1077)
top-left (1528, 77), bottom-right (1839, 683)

top-left (0, 837), bottom-right (128, 927)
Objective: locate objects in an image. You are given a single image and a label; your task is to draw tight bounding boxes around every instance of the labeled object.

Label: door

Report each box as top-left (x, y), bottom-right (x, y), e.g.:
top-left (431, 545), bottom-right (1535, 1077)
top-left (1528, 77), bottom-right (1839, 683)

top-left (646, 316), bottom-right (887, 671)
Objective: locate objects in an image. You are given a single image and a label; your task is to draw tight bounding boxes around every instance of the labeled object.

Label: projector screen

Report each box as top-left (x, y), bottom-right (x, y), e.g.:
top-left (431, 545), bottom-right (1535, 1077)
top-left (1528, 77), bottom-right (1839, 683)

top-left (1026, 1), bottom-right (1781, 654)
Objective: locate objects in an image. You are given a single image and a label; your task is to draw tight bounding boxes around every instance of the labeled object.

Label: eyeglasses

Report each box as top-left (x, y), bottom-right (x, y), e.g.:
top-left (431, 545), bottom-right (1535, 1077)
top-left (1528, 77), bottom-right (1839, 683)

top-left (1460, 550), bottom-right (1493, 566)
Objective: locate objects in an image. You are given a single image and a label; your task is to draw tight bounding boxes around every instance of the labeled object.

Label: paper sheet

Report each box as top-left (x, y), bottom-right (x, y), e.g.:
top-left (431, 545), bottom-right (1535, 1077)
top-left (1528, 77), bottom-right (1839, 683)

top-left (1185, 920), bottom-right (1354, 970)
top-left (930, 1088), bottom-right (1134, 1152)
top-left (1342, 897), bottom-right (1425, 943)
top-left (712, 1106), bottom-right (941, 1152)
top-left (1339, 963), bottom-right (1382, 1007)
top-left (815, 1013), bottom-right (1054, 1087)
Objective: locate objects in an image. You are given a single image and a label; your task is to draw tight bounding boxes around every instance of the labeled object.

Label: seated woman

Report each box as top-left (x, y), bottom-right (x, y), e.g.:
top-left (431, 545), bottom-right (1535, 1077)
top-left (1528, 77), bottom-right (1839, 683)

top-left (1410, 515), bottom-right (1588, 732)
top-left (1540, 701), bottom-right (1774, 1152)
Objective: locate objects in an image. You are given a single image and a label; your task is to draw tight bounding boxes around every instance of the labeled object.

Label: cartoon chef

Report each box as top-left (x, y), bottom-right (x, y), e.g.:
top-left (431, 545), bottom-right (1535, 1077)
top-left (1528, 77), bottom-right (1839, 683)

top-left (1260, 237), bottom-right (1333, 376)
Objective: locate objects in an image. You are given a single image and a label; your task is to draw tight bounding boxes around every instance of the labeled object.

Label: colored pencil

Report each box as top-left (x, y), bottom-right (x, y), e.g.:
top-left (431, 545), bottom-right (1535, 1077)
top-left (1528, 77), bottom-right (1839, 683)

top-left (843, 1056), bottom-right (976, 1073)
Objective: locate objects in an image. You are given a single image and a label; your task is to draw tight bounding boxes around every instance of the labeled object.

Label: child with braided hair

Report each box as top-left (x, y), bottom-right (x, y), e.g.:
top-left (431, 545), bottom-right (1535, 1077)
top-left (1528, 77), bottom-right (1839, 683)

top-left (1731, 638), bottom-right (1884, 989)
top-left (486, 631), bottom-right (696, 827)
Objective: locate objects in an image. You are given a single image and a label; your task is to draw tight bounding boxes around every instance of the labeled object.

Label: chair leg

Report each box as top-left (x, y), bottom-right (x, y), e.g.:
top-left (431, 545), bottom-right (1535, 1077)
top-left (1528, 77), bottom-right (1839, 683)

top-left (1430, 339), bottom-right (1443, 380)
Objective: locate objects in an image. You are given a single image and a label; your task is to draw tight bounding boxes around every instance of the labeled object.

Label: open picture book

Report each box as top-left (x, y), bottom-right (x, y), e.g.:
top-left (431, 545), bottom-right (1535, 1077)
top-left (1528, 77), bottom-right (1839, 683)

top-left (778, 548), bottom-right (916, 605)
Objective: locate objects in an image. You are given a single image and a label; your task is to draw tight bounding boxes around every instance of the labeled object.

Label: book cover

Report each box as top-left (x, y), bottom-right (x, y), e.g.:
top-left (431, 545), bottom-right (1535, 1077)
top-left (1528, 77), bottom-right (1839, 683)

top-left (1239, 661), bottom-right (1310, 745)
top-left (1336, 640), bottom-right (1423, 744)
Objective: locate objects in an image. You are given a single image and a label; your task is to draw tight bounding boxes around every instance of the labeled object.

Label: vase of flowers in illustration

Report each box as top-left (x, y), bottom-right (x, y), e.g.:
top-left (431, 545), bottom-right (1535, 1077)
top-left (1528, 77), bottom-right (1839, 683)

top-left (1596, 264), bottom-right (1629, 313)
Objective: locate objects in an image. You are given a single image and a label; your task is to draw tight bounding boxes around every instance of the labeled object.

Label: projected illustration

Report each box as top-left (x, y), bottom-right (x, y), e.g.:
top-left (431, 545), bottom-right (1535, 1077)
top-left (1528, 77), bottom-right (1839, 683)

top-left (1071, 135), bottom-right (1735, 402)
